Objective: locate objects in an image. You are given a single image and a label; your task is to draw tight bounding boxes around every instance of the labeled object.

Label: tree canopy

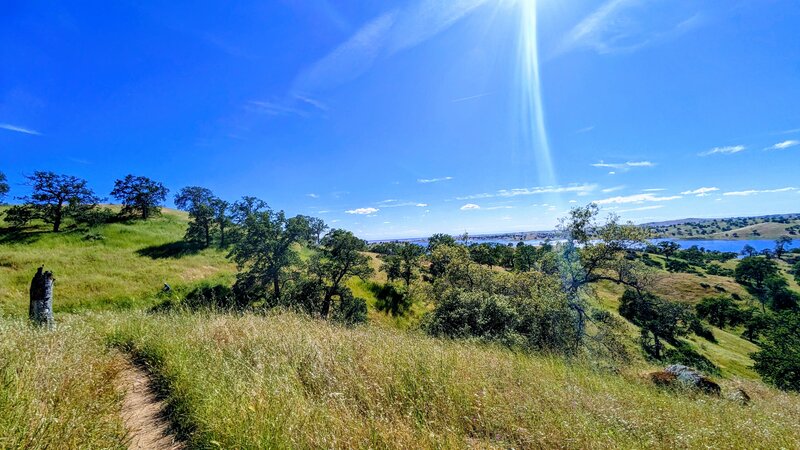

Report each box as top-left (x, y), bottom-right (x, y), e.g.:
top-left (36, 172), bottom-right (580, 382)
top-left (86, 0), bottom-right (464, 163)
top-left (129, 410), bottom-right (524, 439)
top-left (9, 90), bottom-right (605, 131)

top-left (110, 174), bottom-right (168, 219)
top-left (22, 171), bottom-right (101, 232)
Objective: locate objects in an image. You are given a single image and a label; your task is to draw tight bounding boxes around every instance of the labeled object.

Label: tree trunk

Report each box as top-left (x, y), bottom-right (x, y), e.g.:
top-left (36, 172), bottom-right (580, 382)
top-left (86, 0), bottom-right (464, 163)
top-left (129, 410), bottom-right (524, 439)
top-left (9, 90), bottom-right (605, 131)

top-left (321, 290), bottom-right (333, 318)
top-left (29, 267), bottom-right (54, 328)
top-left (273, 277), bottom-right (280, 301)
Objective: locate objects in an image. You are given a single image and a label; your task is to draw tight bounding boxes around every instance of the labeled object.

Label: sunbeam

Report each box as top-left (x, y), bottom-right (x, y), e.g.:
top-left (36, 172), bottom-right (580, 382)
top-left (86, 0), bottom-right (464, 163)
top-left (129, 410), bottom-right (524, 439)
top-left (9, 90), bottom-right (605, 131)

top-left (517, 0), bottom-right (557, 188)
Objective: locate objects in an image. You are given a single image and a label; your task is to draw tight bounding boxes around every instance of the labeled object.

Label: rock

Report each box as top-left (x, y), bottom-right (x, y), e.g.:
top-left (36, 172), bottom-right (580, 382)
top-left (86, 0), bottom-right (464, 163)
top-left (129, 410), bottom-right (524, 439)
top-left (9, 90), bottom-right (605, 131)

top-left (726, 388), bottom-right (751, 406)
top-left (654, 364), bottom-right (721, 395)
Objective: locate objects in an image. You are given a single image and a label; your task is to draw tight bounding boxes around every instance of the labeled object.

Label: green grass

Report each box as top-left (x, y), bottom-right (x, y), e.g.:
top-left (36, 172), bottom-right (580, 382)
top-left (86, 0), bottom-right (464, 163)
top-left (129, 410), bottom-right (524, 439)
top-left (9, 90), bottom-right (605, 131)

top-left (0, 209), bottom-right (235, 316)
top-left (108, 310), bottom-right (800, 449)
top-left (0, 316), bottom-right (126, 449)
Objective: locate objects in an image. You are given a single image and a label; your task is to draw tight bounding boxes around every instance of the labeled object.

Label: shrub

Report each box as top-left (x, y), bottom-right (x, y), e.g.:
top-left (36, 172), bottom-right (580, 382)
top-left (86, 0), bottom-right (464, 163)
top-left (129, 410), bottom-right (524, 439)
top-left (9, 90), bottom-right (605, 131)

top-left (183, 283), bottom-right (238, 310)
top-left (372, 283), bottom-right (412, 317)
top-left (752, 311), bottom-right (800, 391)
top-left (331, 290), bottom-right (367, 326)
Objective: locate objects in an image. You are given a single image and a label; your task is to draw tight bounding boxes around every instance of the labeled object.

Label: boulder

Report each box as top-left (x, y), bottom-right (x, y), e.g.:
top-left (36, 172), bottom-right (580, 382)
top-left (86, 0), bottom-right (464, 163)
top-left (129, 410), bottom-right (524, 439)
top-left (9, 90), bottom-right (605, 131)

top-left (651, 364), bottom-right (721, 395)
top-left (726, 388), bottom-right (751, 406)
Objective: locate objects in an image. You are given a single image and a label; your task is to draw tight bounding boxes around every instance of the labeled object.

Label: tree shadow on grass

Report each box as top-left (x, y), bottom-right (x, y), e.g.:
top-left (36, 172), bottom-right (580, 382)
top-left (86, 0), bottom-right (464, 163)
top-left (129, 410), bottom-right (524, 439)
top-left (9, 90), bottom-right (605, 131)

top-left (136, 241), bottom-right (205, 259)
top-left (0, 227), bottom-right (48, 245)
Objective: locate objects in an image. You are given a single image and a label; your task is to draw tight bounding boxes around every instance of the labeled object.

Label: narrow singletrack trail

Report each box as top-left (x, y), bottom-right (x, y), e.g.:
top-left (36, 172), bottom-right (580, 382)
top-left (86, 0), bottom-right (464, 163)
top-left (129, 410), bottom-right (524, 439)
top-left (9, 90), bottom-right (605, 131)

top-left (118, 360), bottom-right (184, 450)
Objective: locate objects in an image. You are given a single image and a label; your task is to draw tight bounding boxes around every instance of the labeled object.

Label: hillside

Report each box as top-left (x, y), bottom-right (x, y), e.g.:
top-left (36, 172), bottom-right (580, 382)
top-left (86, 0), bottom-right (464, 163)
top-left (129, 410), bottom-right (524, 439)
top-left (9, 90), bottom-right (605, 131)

top-left (2, 209), bottom-right (800, 448)
top-left (647, 213), bottom-right (800, 240)
top-left (0, 208), bottom-right (235, 316)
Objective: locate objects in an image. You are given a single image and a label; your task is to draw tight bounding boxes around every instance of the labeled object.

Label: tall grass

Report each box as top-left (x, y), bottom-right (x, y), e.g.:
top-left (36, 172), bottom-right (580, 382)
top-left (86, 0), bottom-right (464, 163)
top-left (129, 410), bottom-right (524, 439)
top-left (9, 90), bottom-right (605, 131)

top-left (0, 210), bottom-right (235, 315)
top-left (0, 317), bottom-right (126, 449)
top-left (110, 311), bottom-right (800, 449)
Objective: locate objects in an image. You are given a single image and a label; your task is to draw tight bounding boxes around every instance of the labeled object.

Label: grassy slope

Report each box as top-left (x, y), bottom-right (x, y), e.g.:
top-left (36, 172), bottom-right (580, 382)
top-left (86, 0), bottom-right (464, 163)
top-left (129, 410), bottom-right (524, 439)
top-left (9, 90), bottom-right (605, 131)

top-left (3, 212), bottom-right (799, 447)
top-left (0, 209), bottom-right (235, 316)
top-left (109, 311), bottom-right (800, 449)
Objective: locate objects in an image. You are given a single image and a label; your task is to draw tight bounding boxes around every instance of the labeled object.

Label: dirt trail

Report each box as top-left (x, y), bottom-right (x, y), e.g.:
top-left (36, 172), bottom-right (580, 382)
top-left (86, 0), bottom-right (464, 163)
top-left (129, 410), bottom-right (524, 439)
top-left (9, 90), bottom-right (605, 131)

top-left (118, 360), bottom-right (184, 450)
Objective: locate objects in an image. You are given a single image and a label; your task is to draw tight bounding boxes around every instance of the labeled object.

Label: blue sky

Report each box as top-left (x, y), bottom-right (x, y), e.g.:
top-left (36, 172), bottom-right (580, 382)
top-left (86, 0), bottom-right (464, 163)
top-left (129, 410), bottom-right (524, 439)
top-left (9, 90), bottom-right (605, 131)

top-left (2, 0), bottom-right (799, 239)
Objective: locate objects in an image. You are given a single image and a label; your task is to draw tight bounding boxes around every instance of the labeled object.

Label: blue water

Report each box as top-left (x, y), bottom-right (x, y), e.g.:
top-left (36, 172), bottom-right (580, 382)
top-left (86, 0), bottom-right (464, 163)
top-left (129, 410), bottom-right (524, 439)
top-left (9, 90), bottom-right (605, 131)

top-left (392, 238), bottom-right (798, 255)
top-left (649, 239), bottom-right (798, 254)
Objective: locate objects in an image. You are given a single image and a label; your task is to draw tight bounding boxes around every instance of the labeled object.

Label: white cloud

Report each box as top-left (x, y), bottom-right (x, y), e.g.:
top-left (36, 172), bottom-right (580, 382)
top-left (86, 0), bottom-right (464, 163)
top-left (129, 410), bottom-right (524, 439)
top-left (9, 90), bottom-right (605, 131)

top-left (0, 123), bottom-right (41, 135)
top-left (485, 205), bottom-right (513, 210)
top-left (294, 0), bottom-right (493, 93)
top-left (642, 188), bottom-right (666, 192)
top-left (456, 184), bottom-right (596, 200)
top-left (723, 187), bottom-right (797, 197)
top-left (346, 207), bottom-right (379, 215)
top-left (307, 193), bottom-right (319, 198)
top-left (765, 140), bottom-right (799, 151)
top-left (592, 161), bottom-right (655, 171)
top-left (594, 193), bottom-right (682, 205)
top-left (417, 176), bottom-right (453, 184)
top-left (460, 203), bottom-right (480, 210)
top-left (680, 187), bottom-right (719, 197)
top-left (415, 203), bottom-right (428, 207)
top-left (558, 0), bottom-right (703, 55)
top-left (576, 125), bottom-right (595, 133)
top-left (698, 145), bottom-right (745, 156)
top-left (601, 185), bottom-right (625, 193)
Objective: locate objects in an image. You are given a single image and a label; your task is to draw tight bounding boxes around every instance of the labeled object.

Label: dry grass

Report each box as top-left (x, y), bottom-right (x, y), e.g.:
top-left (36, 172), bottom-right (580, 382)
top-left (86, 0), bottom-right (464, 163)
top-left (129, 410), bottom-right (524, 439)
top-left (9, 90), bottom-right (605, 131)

top-left (108, 311), bottom-right (800, 449)
top-left (0, 209), bottom-right (235, 316)
top-left (0, 317), bottom-right (126, 449)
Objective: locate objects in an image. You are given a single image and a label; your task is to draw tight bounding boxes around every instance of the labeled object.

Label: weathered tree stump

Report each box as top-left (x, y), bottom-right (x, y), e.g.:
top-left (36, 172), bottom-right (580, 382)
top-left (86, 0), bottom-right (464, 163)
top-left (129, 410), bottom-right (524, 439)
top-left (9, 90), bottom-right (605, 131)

top-left (29, 266), bottom-right (54, 328)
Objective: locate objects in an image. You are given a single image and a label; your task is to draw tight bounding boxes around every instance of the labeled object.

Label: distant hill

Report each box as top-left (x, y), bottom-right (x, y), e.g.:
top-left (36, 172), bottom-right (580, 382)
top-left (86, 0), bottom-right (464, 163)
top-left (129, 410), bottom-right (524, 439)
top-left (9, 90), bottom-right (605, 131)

top-left (646, 213), bottom-right (800, 240)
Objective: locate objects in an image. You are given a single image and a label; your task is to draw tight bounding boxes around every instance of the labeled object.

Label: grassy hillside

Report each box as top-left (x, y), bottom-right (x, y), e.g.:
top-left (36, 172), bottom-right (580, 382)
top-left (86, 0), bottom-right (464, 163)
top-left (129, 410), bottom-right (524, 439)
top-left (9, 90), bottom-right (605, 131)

top-left (649, 214), bottom-right (800, 240)
top-left (2, 209), bottom-right (799, 448)
top-left (108, 311), bottom-right (800, 449)
top-left (0, 208), bottom-right (235, 316)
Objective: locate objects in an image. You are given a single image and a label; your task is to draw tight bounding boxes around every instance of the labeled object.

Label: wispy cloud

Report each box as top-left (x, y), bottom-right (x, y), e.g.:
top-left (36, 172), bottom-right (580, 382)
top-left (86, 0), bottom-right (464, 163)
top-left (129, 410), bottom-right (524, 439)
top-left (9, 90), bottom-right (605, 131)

top-left (594, 193), bottom-right (681, 205)
top-left (456, 184), bottom-right (596, 200)
top-left (681, 187), bottom-right (719, 197)
top-left (0, 123), bottom-right (41, 135)
top-left (485, 205), bottom-right (513, 210)
top-left (376, 199), bottom-right (428, 208)
top-left (307, 193), bottom-right (320, 199)
top-left (576, 125), bottom-right (595, 134)
top-left (452, 92), bottom-right (492, 103)
top-left (592, 161), bottom-right (655, 172)
top-left (417, 176), bottom-right (453, 184)
top-left (460, 203), bottom-right (480, 210)
top-left (346, 207), bottom-right (379, 215)
top-left (294, 0), bottom-right (492, 93)
top-left (698, 145), bottom-right (745, 156)
top-left (558, 0), bottom-right (703, 55)
top-left (601, 185), bottom-right (625, 193)
top-left (642, 188), bottom-right (666, 192)
top-left (765, 140), bottom-right (799, 151)
top-left (723, 187), bottom-right (797, 197)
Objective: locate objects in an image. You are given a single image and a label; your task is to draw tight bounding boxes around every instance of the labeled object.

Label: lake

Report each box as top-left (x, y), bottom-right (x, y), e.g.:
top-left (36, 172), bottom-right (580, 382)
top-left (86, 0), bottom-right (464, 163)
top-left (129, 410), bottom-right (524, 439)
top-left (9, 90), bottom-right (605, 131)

top-left (389, 237), bottom-right (798, 255)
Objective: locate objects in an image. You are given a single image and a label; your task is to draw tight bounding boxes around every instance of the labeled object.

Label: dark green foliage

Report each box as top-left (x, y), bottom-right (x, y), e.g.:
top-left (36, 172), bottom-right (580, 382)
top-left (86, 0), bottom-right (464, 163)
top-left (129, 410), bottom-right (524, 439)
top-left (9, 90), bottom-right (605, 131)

top-left (792, 261), bottom-right (800, 284)
top-left (0, 171), bottom-right (8, 202)
top-left (774, 236), bottom-right (793, 260)
top-left (657, 241), bottom-right (681, 260)
top-left (3, 205), bottom-right (36, 228)
top-left (469, 243), bottom-right (497, 268)
top-left (311, 229), bottom-right (373, 317)
top-left (73, 206), bottom-right (115, 227)
top-left (696, 297), bottom-right (743, 328)
top-left (427, 233), bottom-right (456, 253)
top-left (330, 290), bottom-right (368, 326)
top-left (372, 283), bottom-right (412, 317)
top-left (183, 284), bottom-right (238, 310)
top-left (666, 258), bottom-right (699, 274)
top-left (706, 264), bottom-right (734, 277)
top-left (174, 186), bottom-right (218, 247)
top-left (380, 242), bottom-right (423, 287)
top-left (640, 253), bottom-right (663, 269)
top-left (664, 341), bottom-right (720, 376)
top-left (619, 290), bottom-right (695, 359)
top-left (229, 207), bottom-right (310, 303)
top-left (22, 171), bottom-right (101, 232)
top-left (752, 311), bottom-right (800, 391)
top-left (110, 174), bottom-right (168, 220)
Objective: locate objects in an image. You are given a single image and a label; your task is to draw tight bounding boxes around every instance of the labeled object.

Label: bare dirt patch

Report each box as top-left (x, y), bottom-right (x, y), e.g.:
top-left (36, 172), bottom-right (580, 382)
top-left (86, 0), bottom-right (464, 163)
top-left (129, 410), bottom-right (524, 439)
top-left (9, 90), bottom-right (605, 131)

top-left (118, 360), bottom-right (184, 450)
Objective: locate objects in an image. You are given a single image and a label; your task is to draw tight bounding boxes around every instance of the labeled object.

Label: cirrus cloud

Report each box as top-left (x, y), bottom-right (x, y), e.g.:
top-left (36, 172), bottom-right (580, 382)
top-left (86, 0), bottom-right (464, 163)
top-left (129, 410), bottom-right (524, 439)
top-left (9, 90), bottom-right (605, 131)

top-left (346, 207), bottom-right (379, 215)
top-left (460, 203), bottom-right (480, 210)
top-left (681, 187), bottom-right (719, 197)
top-left (594, 193), bottom-right (682, 205)
top-left (698, 145), bottom-right (745, 156)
